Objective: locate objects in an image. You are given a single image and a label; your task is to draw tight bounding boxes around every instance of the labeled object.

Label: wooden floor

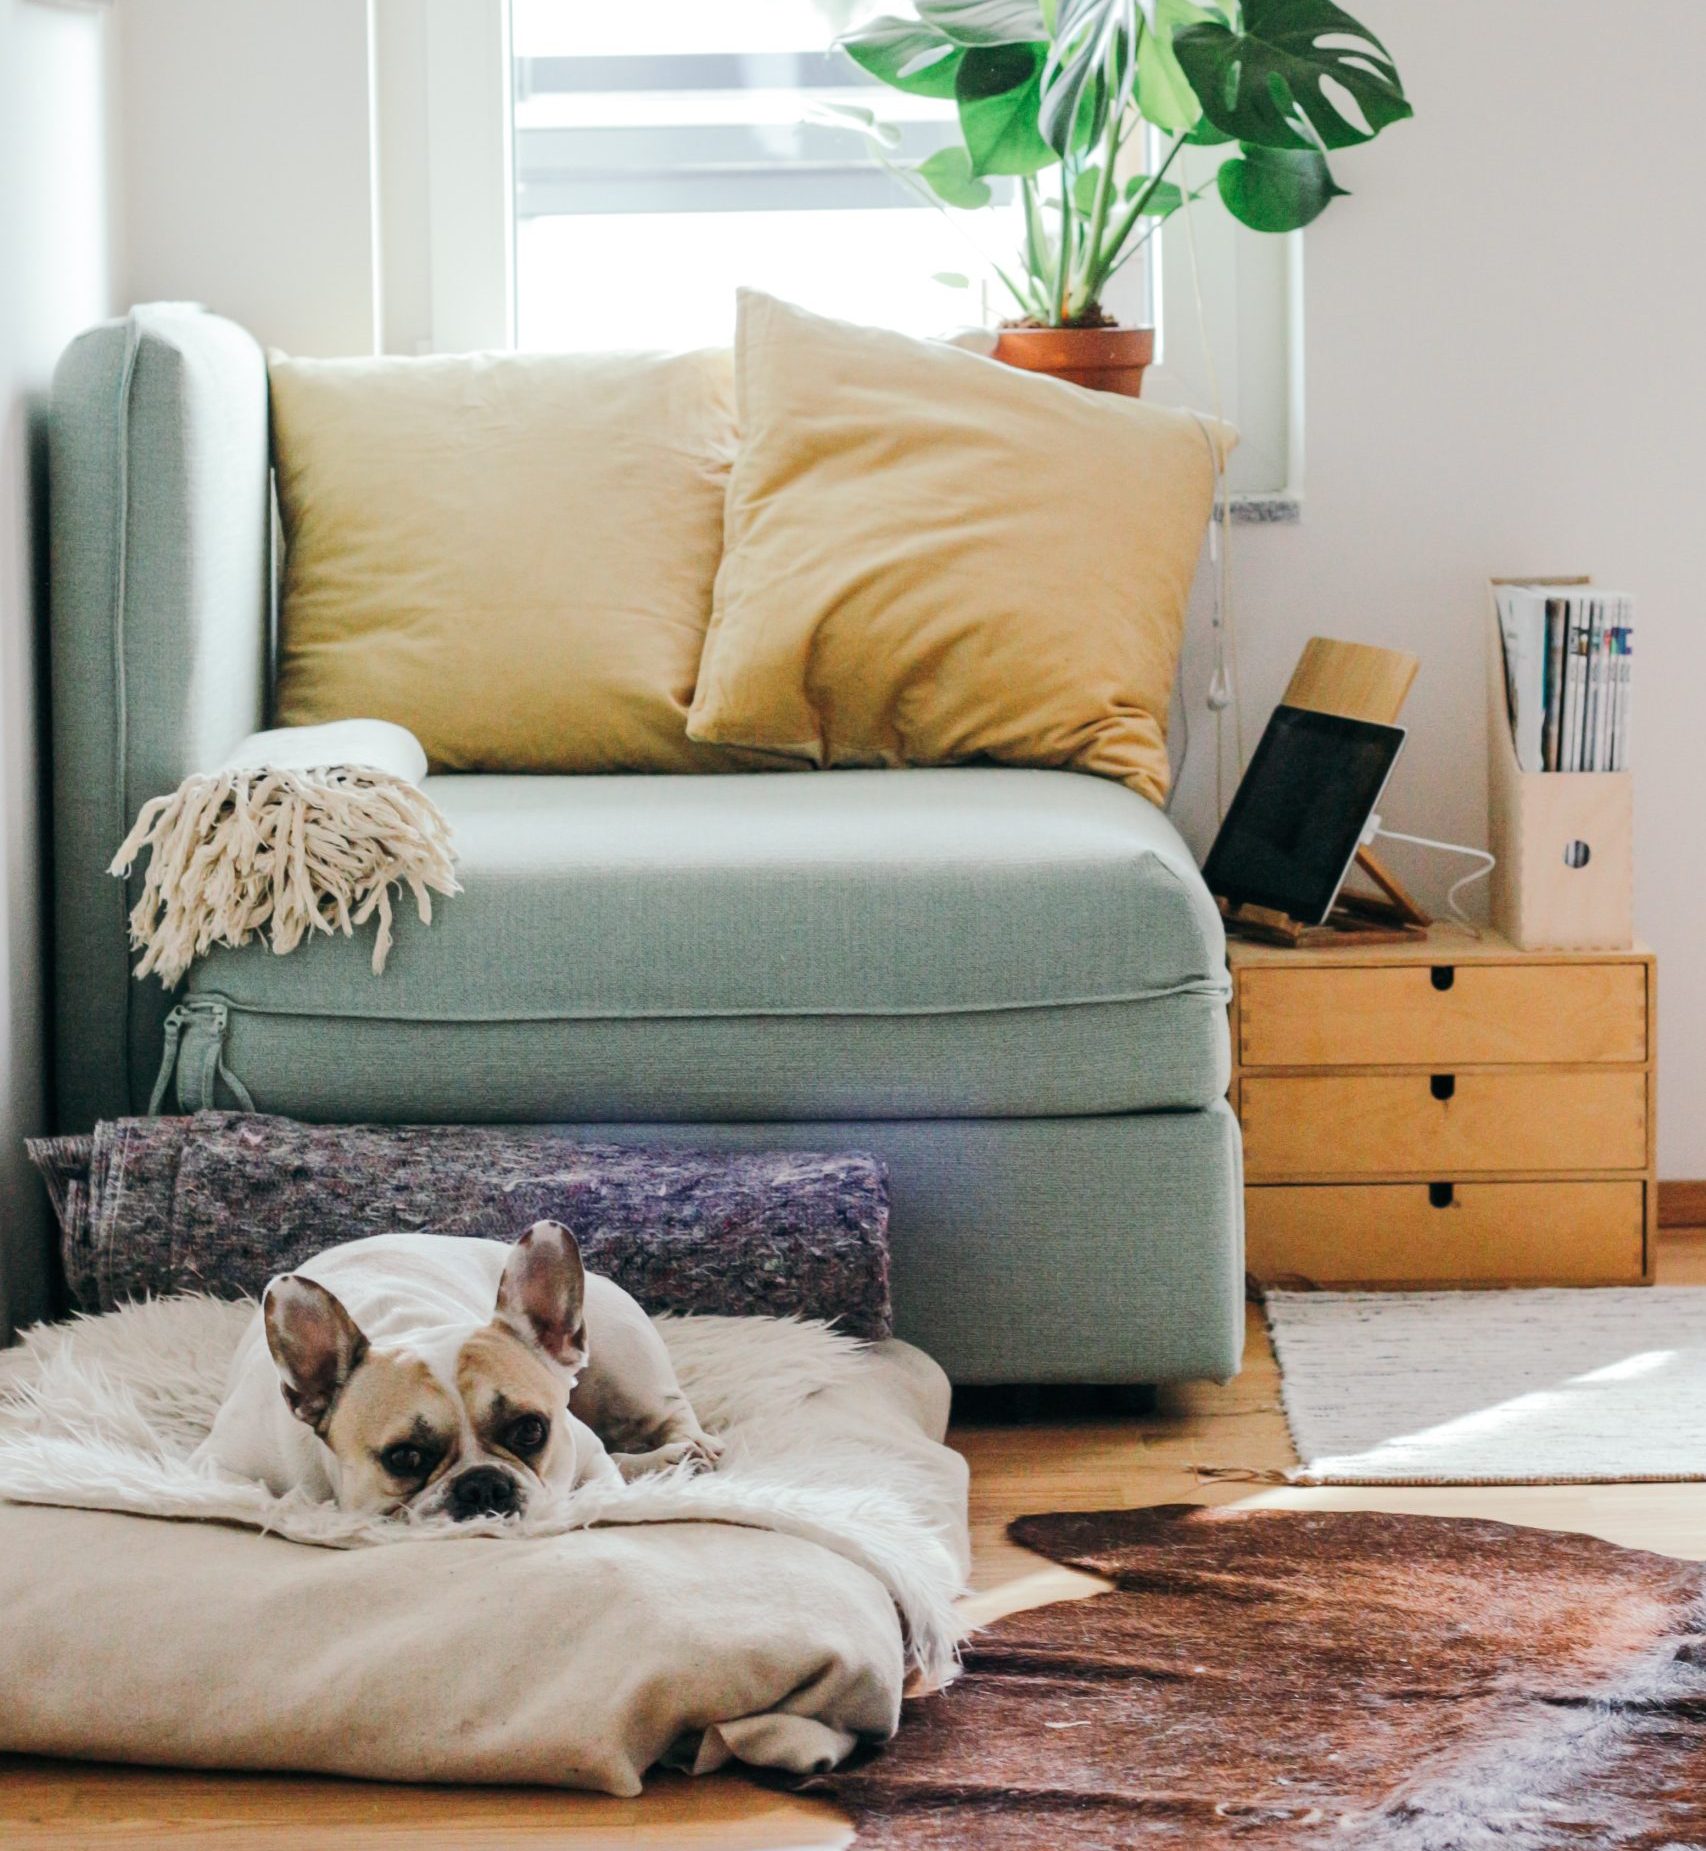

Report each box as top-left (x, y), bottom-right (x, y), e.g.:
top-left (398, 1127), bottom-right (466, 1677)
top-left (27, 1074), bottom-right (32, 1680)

top-left (8, 1232), bottom-right (1706, 1849)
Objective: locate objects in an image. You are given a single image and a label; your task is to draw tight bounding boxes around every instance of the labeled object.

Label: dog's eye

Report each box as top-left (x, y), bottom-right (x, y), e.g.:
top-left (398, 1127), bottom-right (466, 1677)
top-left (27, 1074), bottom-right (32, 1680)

top-left (379, 1443), bottom-right (428, 1478)
top-left (506, 1414), bottom-right (549, 1455)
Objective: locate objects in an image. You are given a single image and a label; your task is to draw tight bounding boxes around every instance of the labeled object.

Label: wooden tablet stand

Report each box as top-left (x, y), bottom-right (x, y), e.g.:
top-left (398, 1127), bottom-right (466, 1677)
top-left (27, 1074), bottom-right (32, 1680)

top-left (1218, 637), bottom-right (1433, 949)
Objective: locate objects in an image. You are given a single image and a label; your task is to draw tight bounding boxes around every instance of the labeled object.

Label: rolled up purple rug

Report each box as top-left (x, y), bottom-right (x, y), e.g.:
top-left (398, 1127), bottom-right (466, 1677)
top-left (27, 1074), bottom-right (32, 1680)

top-left (27, 1112), bottom-right (891, 1338)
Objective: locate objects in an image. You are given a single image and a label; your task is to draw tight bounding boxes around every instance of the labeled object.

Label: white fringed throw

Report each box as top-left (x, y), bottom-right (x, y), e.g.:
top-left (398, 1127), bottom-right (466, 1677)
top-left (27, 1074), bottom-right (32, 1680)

top-left (110, 720), bottom-right (459, 985)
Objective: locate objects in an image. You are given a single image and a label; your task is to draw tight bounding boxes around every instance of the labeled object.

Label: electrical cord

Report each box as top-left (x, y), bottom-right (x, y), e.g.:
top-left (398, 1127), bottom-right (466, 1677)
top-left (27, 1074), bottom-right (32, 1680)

top-left (1160, 144), bottom-right (1239, 822)
top-left (1372, 826), bottom-right (1497, 932)
top-left (1167, 660), bottom-right (1190, 813)
top-left (1168, 407), bottom-right (1227, 815)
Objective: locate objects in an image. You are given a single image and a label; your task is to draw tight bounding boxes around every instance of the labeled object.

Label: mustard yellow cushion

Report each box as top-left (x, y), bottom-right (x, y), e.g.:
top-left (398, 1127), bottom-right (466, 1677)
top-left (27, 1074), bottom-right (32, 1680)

top-left (271, 348), bottom-right (765, 774)
top-left (687, 293), bottom-right (1232, 805)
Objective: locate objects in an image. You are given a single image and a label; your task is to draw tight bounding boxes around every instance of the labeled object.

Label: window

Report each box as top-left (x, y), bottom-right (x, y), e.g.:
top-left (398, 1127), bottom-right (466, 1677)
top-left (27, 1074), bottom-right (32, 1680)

top-left (397, 0), bottom-right (1297, 497)
top-left (510, 0), bottom-right (1092, 351)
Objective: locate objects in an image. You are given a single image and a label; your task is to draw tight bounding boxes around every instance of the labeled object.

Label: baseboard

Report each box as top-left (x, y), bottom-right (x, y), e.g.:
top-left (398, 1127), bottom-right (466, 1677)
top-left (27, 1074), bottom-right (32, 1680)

top-left (1658, 1181), bottom-right (1706, 1230)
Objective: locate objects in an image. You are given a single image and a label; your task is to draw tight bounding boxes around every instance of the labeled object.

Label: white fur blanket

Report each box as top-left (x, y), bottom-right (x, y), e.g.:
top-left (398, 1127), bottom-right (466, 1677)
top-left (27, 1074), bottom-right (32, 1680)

top-left (0, 1299), bottom-right (968, 1791)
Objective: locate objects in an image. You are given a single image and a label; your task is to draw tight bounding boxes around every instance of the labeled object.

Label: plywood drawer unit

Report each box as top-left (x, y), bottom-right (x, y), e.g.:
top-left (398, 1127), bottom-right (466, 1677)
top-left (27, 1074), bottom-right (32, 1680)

top-left (1245, 1181), bottom-right (1646, 1287)
top-left (1241, 1070), bottom-right (1648, 1180)
top-left (1228, 931), bottom-right (1657, 1288)
top-left (1238, 961), bottom-right (1648, 1069)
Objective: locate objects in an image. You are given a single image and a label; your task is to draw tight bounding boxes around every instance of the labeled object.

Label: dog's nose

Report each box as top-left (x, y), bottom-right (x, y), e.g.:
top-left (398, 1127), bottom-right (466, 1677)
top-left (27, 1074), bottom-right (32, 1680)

top-left (447, 1466), bottom-right (520, 1519)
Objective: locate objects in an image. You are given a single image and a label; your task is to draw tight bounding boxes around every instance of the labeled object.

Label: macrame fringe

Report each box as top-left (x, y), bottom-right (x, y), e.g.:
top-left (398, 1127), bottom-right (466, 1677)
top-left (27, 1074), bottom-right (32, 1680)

top-left (110, 766), bottom-right (460, 986)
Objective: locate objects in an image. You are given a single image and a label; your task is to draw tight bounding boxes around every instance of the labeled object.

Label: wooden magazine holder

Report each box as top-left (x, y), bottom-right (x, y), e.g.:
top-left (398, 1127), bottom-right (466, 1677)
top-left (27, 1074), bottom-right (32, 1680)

top-left (1485, 577), bottom-right (1634, 950)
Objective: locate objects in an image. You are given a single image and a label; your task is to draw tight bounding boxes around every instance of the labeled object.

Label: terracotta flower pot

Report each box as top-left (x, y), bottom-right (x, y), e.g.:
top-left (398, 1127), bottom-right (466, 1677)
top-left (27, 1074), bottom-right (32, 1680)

top-left (992, 324), bottom-right (1155, 398)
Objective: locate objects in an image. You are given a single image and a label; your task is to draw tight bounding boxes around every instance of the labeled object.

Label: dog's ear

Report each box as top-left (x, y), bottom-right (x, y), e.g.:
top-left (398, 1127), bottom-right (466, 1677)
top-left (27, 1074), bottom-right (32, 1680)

top-left (263, 1275), bottom-right (369, 1431)
top-left (496, 1221), bottom-right (588, 1371)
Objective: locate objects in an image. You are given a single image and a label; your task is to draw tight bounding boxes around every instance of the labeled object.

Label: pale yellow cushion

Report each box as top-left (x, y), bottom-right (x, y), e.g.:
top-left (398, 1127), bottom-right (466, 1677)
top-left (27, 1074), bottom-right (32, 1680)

top-left (687, 292), bottom-right (1232, 805)
top-left (272, 348), bottom-right (767, 773)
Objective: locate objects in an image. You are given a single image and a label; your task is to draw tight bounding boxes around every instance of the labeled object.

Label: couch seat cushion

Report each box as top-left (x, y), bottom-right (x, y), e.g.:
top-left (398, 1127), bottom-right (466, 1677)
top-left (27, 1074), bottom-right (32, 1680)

top-left (187, 768), bottom-right (1230, 1121)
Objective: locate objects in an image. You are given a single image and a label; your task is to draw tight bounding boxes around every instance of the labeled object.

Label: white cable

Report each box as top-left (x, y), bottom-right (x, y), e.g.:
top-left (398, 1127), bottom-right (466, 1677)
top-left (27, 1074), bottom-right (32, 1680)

top-left (1170, 409), bottom-right (1227, 812)
top-left (1177, 146), bottom-right (1240, 822)
top-left (1166, 664), bottom-right (1191, 811)
top-left (1374, 827), bottom-right (1497, 933)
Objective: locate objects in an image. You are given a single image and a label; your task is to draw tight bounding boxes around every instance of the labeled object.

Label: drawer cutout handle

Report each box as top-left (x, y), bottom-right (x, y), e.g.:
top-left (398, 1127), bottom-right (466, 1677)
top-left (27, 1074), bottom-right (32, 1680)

top-left (1430, 966), bottom-right (1456, 992)
top-left (1430, 1074), bottom-right (1456, 1101)
top-left (1429, 1182), bottom-right (1455, 1208)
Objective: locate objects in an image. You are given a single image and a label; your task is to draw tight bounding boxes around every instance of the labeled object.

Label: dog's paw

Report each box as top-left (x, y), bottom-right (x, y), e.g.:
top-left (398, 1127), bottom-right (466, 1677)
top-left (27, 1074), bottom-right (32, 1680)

top-left (612, 1432), bottom-right (723, 1481)
top-left (612, 1441), bottom-right (693, 1481)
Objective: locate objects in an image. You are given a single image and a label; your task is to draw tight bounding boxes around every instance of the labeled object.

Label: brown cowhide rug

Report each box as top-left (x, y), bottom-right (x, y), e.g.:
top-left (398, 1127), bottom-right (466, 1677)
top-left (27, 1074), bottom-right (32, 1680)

top-left (822, 1506), bottom-right (1706, 1848)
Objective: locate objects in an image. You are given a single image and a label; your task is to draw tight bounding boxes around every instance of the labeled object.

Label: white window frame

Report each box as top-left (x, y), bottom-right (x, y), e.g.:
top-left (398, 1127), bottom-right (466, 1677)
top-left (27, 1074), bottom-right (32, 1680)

top-left (372, 0), bottom-right (515, 358)
top-left (377, 0), bottom-right (1301, 499)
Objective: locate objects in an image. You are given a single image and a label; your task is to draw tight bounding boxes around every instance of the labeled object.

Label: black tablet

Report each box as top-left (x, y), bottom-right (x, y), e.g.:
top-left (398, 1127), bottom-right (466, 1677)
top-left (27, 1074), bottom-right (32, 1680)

top-left (1202, 705), bottom-right (1406, 925)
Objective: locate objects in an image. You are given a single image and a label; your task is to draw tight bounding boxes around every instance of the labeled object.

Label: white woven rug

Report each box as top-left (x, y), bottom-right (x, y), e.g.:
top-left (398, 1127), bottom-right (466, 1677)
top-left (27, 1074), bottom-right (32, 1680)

top-left (1267, 1288), bottom-right (1706, 1484)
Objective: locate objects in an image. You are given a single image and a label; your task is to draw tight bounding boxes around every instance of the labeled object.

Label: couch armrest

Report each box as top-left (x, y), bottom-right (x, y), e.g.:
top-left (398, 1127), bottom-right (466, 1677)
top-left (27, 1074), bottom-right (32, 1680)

top-left (50, 307), bottom-right (271, 1131)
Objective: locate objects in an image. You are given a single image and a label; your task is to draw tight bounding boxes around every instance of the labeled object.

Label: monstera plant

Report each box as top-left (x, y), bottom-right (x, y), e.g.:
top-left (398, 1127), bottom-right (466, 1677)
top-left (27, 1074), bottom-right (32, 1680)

top-left (837, 0), bottom-right (1411, 391)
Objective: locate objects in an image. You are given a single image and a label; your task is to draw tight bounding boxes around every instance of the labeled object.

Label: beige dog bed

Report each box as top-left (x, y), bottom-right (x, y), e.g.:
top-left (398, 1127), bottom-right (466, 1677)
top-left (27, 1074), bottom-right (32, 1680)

top-left (0, 1299), bottom-right (967, 1793)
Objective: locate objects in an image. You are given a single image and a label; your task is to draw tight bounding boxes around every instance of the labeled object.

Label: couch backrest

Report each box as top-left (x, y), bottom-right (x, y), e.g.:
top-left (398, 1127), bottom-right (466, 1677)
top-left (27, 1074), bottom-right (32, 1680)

top-left (49, 305), bottom-right (271, 1130)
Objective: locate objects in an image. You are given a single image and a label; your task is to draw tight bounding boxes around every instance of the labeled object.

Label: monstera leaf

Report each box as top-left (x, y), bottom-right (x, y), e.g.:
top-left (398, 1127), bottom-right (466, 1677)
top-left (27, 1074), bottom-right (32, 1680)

top-left (807, 101), bottom-right (904, 152)
top-left (1172, 0), bottom-right (1411, 152)
top-left (916, 145), bottom-right (995, 207)
top-left (916, 0), bottom-right (1048, 46)
top-left (1038, 0), bottom-right (1146, 156)
top-left (1077, 166), bottom-right (1185, 212)
top-left (956, 43), bottom-right (1056, 176)
top-left (1217, 142), bottom-right (1347, 230)
top-left (840, 16), bottom-right (964, 98)
top-left (1133, 0), bottom-right (1209, 133)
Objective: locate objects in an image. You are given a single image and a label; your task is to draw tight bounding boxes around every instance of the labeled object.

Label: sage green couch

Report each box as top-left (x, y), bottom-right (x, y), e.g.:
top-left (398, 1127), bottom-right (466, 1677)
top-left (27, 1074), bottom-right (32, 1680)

top-left (47, 304), bottom-right (1243, 1386)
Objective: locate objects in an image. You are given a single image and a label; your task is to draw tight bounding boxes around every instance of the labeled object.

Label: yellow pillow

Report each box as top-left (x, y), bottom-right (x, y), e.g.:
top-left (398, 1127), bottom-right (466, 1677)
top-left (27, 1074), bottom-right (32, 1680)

top-left (687, 292), bottom-right (1232, 805)
top-left (271, 348), bottom-right (769, 774)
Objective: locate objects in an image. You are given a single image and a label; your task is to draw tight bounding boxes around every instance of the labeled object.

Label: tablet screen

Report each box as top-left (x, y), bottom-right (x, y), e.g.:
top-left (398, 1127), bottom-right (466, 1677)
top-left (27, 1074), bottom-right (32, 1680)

top-left (1201, 706), bottom-right (1406, 925)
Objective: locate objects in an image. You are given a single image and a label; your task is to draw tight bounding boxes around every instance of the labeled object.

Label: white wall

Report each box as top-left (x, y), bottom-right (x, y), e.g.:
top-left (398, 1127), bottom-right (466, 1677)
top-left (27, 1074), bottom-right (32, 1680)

top-left (118, 0), bottom-right (378, 356)
top-left (0, 0), bottom-right (117, 1339)
top-left (111, 0), bottom-right (1706, 1175)
top-left (1171, 0), bottom-right (1706, 1176)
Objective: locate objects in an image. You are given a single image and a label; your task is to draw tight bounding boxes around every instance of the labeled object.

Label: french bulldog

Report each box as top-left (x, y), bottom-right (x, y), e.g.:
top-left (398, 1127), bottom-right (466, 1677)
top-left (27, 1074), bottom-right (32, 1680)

top-left (194, 1222), bottom-right (721, 1520)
